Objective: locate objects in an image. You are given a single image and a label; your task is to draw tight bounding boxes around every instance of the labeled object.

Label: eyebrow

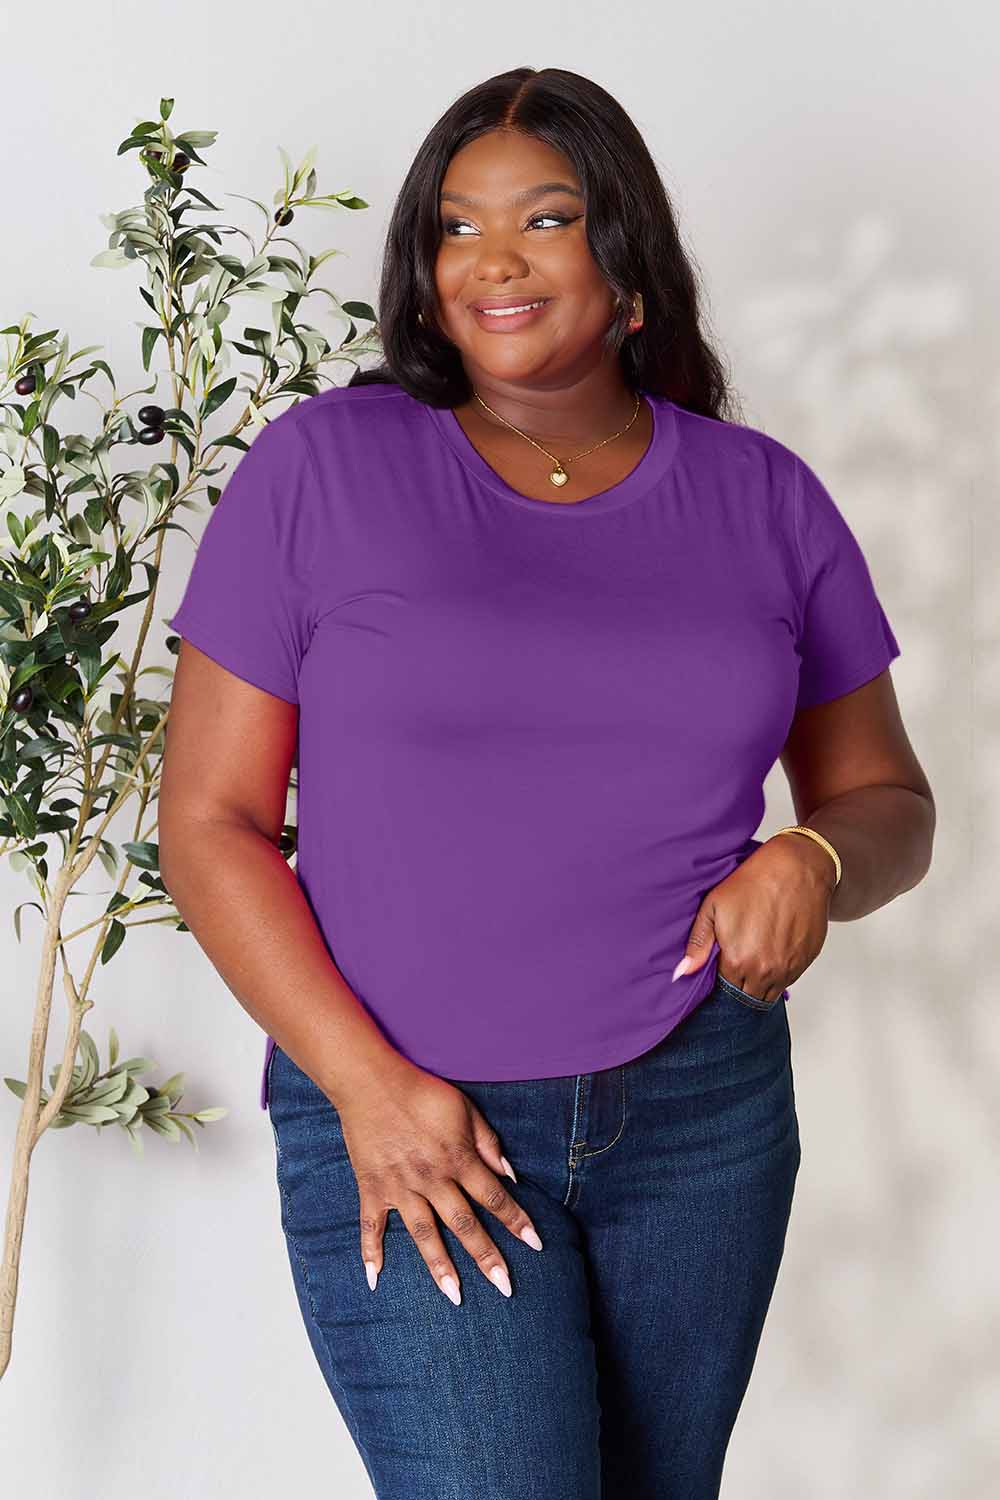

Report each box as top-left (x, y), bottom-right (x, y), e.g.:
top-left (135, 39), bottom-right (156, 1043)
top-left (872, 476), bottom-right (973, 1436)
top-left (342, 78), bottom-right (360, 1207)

top-left (439, 181), bottom-right (583, 209)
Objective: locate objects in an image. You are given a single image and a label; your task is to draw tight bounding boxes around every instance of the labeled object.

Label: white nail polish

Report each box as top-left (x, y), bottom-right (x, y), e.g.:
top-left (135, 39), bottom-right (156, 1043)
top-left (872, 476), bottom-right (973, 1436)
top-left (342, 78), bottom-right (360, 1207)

top-left (490, 1265), bottom-right (512, 1297)
top-left (365, 1260), bottom-right (378, 1291)
top-left (440, 1274), bottom-right (461, 1305)
top-left (500, 1155), bottom-right (517, 1182)
top-left (520, 1225), bottom-right (543, 1251)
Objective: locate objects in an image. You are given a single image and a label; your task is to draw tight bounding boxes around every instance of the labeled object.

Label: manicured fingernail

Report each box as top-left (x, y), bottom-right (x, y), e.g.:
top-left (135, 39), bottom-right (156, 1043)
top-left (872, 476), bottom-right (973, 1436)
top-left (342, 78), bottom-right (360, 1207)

top-left (672, 956), bottom-right (694, 981)
top-left (365, 1261), bottom-right (378, 1291)
top-left (500, 1155), bottom-right (517, 1182)
top-left (439, 1274), bottom-right (461, 1306)
top-left (490, 1265), bottom-right (512, 1297)
top-left (520, 1225), bottom-right (543, 1251)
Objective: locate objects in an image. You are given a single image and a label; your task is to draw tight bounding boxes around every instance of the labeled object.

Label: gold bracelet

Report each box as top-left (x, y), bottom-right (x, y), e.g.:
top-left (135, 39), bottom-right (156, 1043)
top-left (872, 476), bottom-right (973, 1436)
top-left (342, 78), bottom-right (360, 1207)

top-left (771, 825), bottom-right (842, 887)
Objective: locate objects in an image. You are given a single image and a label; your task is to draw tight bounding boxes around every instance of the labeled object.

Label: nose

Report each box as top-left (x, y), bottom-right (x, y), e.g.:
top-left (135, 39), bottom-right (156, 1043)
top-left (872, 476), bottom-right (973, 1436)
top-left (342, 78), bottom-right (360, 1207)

top-left (469, 240), bottom-right (532, 283)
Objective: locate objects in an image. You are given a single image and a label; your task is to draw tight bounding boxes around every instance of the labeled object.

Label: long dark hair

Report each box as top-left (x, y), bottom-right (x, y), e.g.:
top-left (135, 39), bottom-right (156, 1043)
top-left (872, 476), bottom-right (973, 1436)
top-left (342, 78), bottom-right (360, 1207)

top-left (349, 66), bottom-right (743, 424)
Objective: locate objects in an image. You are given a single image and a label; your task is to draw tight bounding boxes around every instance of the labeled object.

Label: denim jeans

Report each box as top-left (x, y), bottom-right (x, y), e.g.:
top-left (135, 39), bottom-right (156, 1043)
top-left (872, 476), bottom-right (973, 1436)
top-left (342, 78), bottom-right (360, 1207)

top-left (265, 973), bottom-right (802, 1499)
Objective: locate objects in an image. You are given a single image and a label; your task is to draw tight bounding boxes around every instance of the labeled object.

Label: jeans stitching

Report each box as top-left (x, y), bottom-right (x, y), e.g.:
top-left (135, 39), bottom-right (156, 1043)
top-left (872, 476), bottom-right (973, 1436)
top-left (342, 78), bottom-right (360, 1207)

top-left (578, 1066), bottom-right (627, 1158)
top-left (564, 1074), bottom-right (588, 1205)
top-left (268, 1052), bottom-right (374, 1478)
top-left (568, 1074), bottom-right (589, 1155)
top-left (715, 971), bottom-right (781, 1011)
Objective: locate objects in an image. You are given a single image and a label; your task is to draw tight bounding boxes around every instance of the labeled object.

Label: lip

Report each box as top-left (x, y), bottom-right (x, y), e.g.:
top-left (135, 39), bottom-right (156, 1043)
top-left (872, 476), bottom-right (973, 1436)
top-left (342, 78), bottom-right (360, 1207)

top-left (469, 296), bottom-right (552, 332)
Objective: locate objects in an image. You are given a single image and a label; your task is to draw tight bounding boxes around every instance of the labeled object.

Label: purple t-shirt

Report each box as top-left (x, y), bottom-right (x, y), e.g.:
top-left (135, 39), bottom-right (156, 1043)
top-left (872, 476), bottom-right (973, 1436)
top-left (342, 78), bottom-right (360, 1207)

top-left (168, 382), bottom-right (901, 1109)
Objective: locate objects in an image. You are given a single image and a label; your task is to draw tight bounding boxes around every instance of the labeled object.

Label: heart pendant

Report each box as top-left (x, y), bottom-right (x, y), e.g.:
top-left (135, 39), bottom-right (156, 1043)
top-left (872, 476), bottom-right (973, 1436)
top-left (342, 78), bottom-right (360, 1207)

top-left (549, 468), bottom-right (569, 487)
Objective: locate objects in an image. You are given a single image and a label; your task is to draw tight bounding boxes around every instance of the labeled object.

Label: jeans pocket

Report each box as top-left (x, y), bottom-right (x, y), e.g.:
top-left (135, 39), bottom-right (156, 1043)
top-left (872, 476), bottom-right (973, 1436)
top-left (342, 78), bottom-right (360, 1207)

top-left (715, 971), bottom-right (787, 1012)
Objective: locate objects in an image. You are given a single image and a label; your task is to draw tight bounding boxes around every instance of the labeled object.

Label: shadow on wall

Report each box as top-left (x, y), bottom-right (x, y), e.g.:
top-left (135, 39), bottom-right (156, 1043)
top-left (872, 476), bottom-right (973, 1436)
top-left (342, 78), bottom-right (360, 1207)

top-left (730, 210), bottom-right (997, 1497)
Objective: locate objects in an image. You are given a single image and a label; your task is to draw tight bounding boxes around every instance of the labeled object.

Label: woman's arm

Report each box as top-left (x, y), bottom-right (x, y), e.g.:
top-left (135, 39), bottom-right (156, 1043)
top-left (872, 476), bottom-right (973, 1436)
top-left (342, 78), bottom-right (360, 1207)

top-left (160, 639), bottom-right (544, 1304)
top-left (159, 639), bottom-right (410, 1107)
top-left (777, 669), bottom-right (936, 920)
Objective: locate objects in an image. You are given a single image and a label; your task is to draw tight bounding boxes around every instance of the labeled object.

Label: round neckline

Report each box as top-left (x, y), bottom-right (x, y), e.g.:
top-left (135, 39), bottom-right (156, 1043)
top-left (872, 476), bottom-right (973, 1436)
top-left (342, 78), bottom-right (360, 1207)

top-left (423, 388), bottom-right (679, 517)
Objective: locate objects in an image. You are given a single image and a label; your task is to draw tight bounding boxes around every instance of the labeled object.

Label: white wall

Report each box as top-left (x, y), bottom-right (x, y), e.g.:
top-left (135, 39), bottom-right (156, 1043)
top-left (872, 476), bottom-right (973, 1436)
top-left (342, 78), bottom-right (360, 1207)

top-left (1, 2), bottom-right (995, 1495)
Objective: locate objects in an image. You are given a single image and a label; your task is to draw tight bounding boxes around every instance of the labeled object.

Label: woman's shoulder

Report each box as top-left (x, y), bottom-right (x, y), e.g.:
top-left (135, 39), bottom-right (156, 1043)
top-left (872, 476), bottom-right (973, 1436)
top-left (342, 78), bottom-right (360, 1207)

top-left (667, 397), bottom-right (801, 492)
top-left (288, 377), bottom-right (432, 455)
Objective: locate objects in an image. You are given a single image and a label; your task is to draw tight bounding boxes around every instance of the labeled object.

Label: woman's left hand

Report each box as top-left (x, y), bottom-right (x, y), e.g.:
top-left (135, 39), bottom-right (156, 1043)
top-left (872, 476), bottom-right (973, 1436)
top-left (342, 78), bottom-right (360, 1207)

top-left (672, 833), bottom-right (839, 1004)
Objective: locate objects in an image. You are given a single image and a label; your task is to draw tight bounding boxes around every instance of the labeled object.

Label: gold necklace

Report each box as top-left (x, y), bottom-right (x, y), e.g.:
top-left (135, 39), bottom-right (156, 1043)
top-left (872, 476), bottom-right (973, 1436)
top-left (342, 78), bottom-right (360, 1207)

top-left (471, 388), bottom-right (643, 488)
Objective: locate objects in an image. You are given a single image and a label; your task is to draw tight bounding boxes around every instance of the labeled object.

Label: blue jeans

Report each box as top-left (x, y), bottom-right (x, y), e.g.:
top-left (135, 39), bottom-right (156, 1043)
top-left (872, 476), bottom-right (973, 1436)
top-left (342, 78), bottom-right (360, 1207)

top-left (266, 973), bottom-right (802, 1498)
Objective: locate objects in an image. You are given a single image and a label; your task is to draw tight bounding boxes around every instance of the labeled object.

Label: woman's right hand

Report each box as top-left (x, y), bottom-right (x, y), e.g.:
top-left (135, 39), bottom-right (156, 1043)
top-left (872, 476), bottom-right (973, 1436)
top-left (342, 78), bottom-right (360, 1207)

top-left (334, 1060), bottom-right (545, 1305)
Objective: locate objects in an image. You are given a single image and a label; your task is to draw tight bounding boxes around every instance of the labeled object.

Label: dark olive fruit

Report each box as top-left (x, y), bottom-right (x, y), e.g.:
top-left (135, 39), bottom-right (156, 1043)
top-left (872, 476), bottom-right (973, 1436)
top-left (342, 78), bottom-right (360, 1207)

top-left (146, 1086), bottom-right (160, 1098)
top-left (137, 426), bottom-right (165, 445)
top-left (172, 153), bottom-right (189, 172)
top-left (137, 403), bottom-right (165, 426)
top-left (15, 372), bottom-right (37, 395)
top-left (67, 600), bottom-right (92, 622)
top-left (275, 207), bottom-right (294, 226)
top-left (10, 686), bottom-right (34, 712)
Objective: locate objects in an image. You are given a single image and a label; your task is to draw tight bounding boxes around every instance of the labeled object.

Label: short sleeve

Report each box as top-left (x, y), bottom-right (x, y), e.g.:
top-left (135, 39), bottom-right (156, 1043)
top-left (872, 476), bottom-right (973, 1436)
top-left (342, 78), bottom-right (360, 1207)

top-left (168, 408), bottom-right (318, 703)
top-left (792, 454), bottom-right (902, 712)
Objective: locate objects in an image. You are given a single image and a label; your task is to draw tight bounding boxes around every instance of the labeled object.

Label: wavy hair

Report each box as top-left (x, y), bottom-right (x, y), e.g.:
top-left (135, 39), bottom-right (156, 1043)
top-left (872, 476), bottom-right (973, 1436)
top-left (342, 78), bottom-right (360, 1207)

top-left (349, 66), bottom-right (743, 423)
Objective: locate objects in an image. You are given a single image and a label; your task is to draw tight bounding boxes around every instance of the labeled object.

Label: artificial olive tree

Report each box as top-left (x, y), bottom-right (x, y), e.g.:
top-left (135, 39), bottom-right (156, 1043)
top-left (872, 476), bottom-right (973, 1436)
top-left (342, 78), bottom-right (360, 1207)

top-left (0, 97), bottom-right (379, 1376)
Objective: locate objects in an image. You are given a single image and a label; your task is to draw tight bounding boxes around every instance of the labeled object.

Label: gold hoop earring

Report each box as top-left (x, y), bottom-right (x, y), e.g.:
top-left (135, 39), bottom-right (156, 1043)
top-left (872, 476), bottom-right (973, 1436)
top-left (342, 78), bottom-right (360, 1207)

top-left (616, 292), bottom-right (643, 334)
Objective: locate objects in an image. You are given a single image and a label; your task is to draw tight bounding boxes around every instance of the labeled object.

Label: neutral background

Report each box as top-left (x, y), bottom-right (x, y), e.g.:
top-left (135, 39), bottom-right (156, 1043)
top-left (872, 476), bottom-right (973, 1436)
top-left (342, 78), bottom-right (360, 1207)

top-left (2, 3), bottom-right (996, 1496)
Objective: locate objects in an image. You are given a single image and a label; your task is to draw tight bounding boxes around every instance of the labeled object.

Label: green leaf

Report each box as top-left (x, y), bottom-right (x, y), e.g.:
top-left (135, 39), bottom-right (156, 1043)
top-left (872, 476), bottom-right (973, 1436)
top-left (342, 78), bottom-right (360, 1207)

top-left (156, 461), bottom-right (180, 497)
top-left (42, 423), bottom-right (60, 468)
top-left (199, 377), bottom-right (236, 421)
top-left (157, 1072), bottom-right (186, 1105)
top-left (141, 326), bottom-right (161, 371)
top-left (19, 736), bottom-right (64, 761)
top-left (100, 918), bottom-right (126, 965)
top-left (7, 792), bottom-right (37, 840)
top-left (77, 1030), bottom-right (100, 1088)
top-left (122, 839), bottom-right (159, 871)
top-left (183, 186), bottom-right (223, 213)
top-left (242, 284), bottom-right (288, 303)
top-left (119, 1056), bottom-right (157, 1076)
top-left (13, 901), bottom-right (44, 941)
top-left (192, 1106), bottom-right (228, 1122)
top-left (58, 1103), bottom-right (121, 1124)
top-left (76, 643), bottom-right (102, 691)
top-left (0, 580), bottom-right (22, 615)
top-left (90, 248), bottom-right (132, 269)
top-left (160, 98), bottom-right (174, 120)
top-left (89, 732), bottom-right (141, 751)
top-left (340, 300), bottom-right (376, 322)
top-left (87, 1073), bottom-right (130, 1106)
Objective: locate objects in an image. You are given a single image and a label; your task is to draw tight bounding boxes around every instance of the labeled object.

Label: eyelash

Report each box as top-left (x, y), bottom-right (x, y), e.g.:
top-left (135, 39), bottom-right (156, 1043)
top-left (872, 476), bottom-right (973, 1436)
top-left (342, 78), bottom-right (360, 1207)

top-left (441, 213), bottom-right (576, 236)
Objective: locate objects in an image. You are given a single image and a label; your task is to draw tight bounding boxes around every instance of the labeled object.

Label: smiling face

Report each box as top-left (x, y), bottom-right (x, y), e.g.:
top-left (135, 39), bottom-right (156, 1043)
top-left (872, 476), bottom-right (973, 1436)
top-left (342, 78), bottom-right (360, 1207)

top-left (433, 129), bottom-right (621, 390)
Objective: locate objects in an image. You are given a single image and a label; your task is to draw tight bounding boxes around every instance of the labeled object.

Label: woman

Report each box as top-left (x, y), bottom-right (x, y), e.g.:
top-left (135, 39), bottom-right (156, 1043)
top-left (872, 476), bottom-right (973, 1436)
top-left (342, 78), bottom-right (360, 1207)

top-left (161, 66), bottom-right (935, 1499)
